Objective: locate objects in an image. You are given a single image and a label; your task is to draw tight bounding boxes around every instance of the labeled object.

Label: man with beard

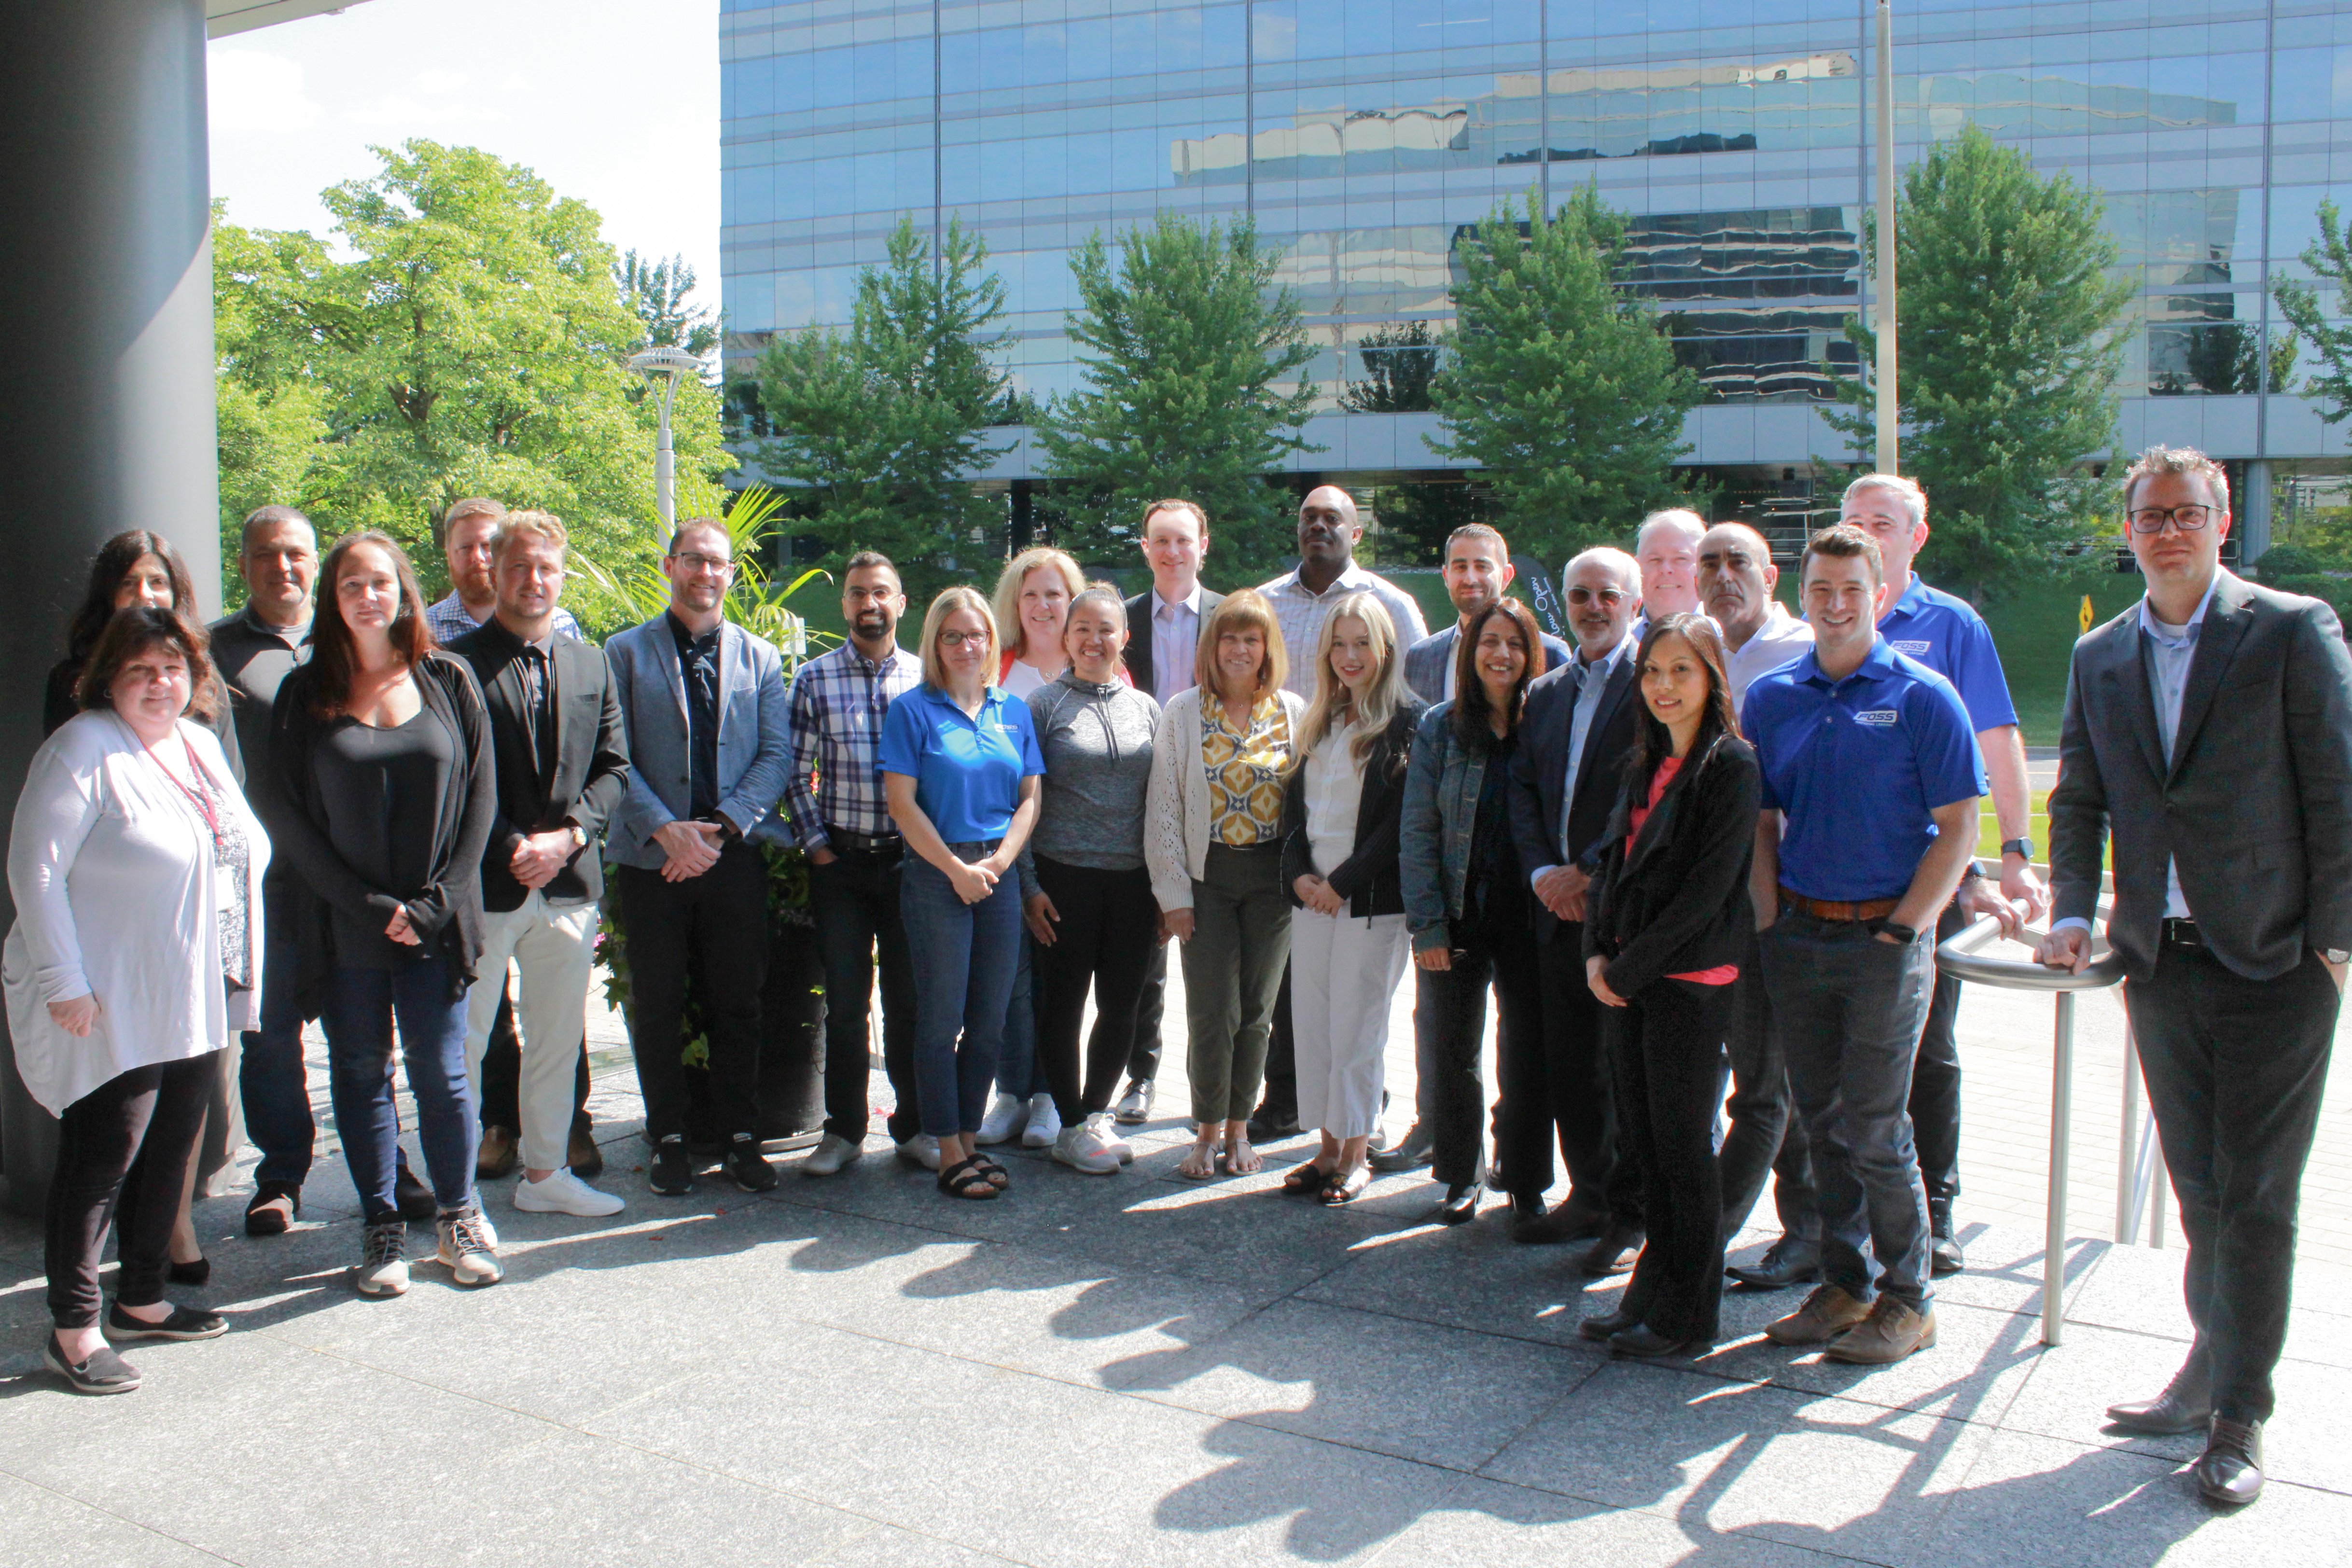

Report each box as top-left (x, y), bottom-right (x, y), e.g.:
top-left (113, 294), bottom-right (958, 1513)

top-left (780, 553), bottom-right (929, 1175)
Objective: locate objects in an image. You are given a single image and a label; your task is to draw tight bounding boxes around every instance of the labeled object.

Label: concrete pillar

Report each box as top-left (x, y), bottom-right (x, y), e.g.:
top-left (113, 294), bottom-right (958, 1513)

top-left (0, 0), bottom-right (220, 1215)
top-left (2240, 459), bottom-right (2272, 565)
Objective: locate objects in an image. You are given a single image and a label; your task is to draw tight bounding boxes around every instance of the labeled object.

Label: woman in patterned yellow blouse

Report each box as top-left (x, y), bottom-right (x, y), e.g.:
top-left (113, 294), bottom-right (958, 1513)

top-left (1144, 590), bottom-right (1308, 1179)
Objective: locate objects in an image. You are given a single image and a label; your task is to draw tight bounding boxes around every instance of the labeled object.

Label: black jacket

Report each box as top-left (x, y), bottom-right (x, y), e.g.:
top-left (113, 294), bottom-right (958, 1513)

top-left (1280, 697), bottom-right (1426, 919)
top-left (448, 618), bottom-right (631, 912)
top-left (208, 604), bottom-right (310, 795)
top-left (1582, 732), bottom-right (1761, 998)
top-left (256, 651), bottom-right (496, 1013)
top-left (1121, 585), bottom-right (1224, 697)
top-left (1506, 644), bottom-right (1641, 945)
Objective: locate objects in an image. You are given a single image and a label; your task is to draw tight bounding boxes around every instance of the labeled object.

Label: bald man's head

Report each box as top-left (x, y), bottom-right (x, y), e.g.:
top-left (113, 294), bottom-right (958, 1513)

top-left (1296, 486), bottom-right (1362, 576)
top-left (1697, 522), bottom-right (1780, 646)
top-left (1635, 509), bottom-right (1707, 617)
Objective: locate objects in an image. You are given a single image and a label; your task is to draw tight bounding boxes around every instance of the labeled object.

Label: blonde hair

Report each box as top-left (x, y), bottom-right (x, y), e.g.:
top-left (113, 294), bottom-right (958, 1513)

top-left (493, 509), bottom-right (568, 561)
top-left (1193, 588), bottom-right (1287, 698)
top-left (991, 546), bottom-right (1085, 662)
top-left (1297, 592), bottom-right (1408, 771)
top-left (918, 585), bottom-right (999, 691)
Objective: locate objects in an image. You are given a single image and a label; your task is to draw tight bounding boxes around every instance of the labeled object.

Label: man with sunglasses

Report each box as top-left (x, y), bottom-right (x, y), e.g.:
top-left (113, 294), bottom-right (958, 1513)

top-left (604, 520), bottom-right (796, 1197)
top-left (1503, 547), bottom-right (1646, 1270)
top-left (2038, 447), bottom-right (2352, 1508)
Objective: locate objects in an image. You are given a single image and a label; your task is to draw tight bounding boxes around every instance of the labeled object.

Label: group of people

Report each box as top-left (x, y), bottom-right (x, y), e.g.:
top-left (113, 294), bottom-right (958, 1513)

top-left (9, 452), bottom-right (2341, 1514)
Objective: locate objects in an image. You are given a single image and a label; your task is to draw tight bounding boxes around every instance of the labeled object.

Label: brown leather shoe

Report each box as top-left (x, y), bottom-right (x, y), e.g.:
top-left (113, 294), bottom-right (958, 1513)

top-left (476, 1125), bottom-right (519, 1180)
top-left (1764, 1284), bottom-right (1873, 1346)
top-left (2106, 1362), bottom-right (2212, 1435)
top-left (2194, 1417), bottom-right (2263, 1507)
top-left (1823, 1296), bottom-right (1937, 1364)
top-left (567, 1120), bottom-right (604, 1179)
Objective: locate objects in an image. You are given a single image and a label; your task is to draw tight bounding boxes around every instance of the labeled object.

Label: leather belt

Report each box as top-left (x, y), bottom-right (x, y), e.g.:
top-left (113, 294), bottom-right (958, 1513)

top-left (828, 828), bottom-right (902, 856)
top-left (1780, 887), bottom-right (1902, 923)
top-left (2161, 917), bottom-right (2203, 948)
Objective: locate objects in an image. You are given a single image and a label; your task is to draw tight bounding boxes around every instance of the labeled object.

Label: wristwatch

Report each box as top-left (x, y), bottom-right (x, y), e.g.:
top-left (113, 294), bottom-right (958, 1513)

top-left (566, 824), bottom-right (589, 853)
top-left (2000, 837), bottom-right (2034, 861)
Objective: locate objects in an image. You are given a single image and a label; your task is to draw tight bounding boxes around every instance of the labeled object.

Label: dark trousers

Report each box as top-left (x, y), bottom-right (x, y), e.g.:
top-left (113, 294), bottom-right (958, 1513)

top-left (1611, 978), bottom-right (1737, 1342)
top-left (899, 846), bottom-right (1022, 1138)
top-left (46, 1056), bottom-right (211, 1329)
top-left (1717, 928), bottom-right (1816, 1241)
top-left (809, 846), bottom-right (919, 1144)
top-left (1411, 918), bottom-right (1541, 1187)
top-left (238, 876), bottom-right (314, 1189)
top-left (1034, 857), bottom-right (1160, 1124)
top-left (477, 981), bottom-right (593, 1136)
top-left (323, 958), bottom-right (479, 1223)
top-left (616, 844), bottom-right (769, 1145)
top-left (1905, 895), bottom-right (1970, 1206)
top-left (1503, 925), bottom-right (1637, 1221)
top-left (2127, 942), bottom-right (2339, 1425)
top-left (1128, 942), bottom-right (1168, 1086)
top-left (1256, 964), bottom-right (1298, 1125)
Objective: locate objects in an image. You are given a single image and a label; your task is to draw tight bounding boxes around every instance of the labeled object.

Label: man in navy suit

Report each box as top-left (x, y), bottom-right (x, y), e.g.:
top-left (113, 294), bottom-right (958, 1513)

top-left (1504, 546), bottom-right (1646, 1271)
top-left (1402, 523), bottom-right (1571, 706)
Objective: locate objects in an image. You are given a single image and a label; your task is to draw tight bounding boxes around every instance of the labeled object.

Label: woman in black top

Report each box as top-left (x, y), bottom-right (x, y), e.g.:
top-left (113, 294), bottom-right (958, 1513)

top-left (260, 531), bottom-right (499, 1299)
top-left (1578, 612), bottom-right (1761, 1359)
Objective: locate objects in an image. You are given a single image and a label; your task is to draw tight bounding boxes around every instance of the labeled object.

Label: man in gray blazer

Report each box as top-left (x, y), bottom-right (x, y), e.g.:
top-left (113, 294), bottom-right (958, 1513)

top-left (2039, 445), bottom-right (2352, 1508)
top-left (1402, 522), bottom-right (1572, 707)
top-left (606, 518), bottom-right (796, 1199)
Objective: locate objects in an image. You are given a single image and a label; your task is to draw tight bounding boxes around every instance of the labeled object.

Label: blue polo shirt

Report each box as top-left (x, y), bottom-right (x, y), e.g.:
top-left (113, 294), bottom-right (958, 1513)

top-left (1742, 638), bottom-right (1986, 902)
top-left (878, 684), bottom-right (1045, 846)
top-left (1878, 574), bottom-right (2017, 733)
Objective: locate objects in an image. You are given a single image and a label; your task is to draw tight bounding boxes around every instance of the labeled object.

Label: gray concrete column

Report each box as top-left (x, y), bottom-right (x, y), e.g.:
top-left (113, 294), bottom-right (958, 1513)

top-left (2240, 458), bottom-right (2272, 564)
top-left (0, 0), bottom-right (220, 1215)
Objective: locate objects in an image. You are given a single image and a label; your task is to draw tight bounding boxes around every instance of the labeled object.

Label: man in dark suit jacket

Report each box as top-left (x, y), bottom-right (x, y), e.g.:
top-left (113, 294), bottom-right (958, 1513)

top-left (1503, 546), bottom-right (1646, 1268)
top-left (1402, 523), bottom-right (1573, 706)
top-left (2039, 447), bottom-right (2352, 1508)
top-left (1115, 499), bottom-right (1225, 1125)
top-left (449, 511), bottom-right (633, 1219)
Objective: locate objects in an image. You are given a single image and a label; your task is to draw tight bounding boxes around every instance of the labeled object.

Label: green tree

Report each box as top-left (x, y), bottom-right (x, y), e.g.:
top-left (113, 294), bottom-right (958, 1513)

top-left (1831, 125), bottom-right (2133, 598)
top-left (752, 215), bottom-right (1010, 602)
top-left (1429, 185), bottom-right (1705, 568)
top-left (1341, 320), bottom-right (1439, 413)
top-left (1039, 212), bottom-right (1319, 576)
top-left (2274, 198), bottom-right (2352, 424)
top-left (213, 210), bottom-right (336, 596)
top-left (618, 250), bottom-right (719, 358)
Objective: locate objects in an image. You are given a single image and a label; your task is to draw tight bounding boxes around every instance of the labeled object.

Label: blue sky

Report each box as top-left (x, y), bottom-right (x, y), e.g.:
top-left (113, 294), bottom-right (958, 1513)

top-left (208, 0), bottom-right (721, 318)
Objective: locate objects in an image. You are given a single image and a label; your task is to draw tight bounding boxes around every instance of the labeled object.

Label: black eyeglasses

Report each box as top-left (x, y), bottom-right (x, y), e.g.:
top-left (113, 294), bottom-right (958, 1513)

top-left (2127, 505), bottom-right (2215, 534)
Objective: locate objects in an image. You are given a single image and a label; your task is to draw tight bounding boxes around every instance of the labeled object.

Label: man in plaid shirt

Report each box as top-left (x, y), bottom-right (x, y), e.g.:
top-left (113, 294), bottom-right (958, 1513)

top-left (427, 497), bottom-right (584, 646)
top-left (774, 551), bottom-right (927, 1175)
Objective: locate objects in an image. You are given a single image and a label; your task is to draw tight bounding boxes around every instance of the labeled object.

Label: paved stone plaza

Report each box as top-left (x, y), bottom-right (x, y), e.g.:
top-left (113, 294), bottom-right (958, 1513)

top-left (1, 948), bottom-right (2348, 1567)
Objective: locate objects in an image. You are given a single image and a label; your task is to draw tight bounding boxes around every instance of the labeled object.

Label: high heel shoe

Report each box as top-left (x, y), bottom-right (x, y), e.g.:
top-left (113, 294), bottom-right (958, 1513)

top-left (167, 1256), bottom-right (210, 1287)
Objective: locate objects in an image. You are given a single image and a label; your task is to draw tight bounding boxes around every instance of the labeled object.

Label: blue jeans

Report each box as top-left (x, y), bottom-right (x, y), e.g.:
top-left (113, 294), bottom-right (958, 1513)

top-left (990, 933), bottom-right (1049, 1101)
top-left (1759, 912), bottom-right (1936, 1309)
top-left (322, 958), bottom-right (478, 1224)
top-left (899, 847), bottom-right (1022, 1139)
top-left (238, 879), bottom-right (314, 1188)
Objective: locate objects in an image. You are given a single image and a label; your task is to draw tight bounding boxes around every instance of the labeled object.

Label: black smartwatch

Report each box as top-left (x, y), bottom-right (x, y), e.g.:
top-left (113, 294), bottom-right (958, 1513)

top-left (1879, 920), bottom-right (1920, 944)
top-left (2000, 837), bottom-right (2034, 861)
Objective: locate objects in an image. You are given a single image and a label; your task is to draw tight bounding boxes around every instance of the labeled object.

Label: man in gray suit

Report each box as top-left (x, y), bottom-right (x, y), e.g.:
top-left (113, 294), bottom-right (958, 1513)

top-left (606, 519), bottom-right (796, 1198)
top-left (2039, 445), bottom-right (2352, 1508)
top-left (1402, 523), bottom-right (1571, 707)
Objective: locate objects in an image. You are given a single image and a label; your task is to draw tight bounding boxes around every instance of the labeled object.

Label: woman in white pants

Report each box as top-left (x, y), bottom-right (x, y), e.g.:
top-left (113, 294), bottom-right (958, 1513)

top-left (1277, 594), bottom-right (1425, 1206)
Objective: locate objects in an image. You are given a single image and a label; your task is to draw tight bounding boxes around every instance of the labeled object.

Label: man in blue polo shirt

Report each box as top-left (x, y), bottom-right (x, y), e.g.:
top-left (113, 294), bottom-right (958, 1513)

top-left (1744, 524), bottom-right (1984, 1365)
top-left (1837, 474), bottom-right (2046, 1278)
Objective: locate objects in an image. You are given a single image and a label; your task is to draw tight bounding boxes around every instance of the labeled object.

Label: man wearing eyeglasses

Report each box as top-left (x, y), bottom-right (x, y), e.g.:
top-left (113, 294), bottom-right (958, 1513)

top-left (2037, 446), bottom-right (2352, 1508)
top-left (604, 520), bottom-right (796, 1198)
top-left (1503, 547), bottom-right (1647, 1271)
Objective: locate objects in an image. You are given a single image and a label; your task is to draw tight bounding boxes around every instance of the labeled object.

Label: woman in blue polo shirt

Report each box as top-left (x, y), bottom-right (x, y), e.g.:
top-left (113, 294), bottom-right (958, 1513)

top-left (881, 586), bottom-right (1045, 1200)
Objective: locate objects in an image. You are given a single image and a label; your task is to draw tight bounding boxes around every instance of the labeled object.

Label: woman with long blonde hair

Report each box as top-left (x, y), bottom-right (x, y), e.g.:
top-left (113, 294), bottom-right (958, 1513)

top-left (990, 546), bottom-right (1086, 699)
top-left (1276, 593), bottom-right (1425, 1205)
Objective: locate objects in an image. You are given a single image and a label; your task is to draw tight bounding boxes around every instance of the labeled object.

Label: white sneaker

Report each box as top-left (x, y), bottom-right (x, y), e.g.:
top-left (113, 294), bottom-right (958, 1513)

top-left (1021, 1092), bottom-right (1062, 1149)
top-left (975, 1093), bottom-right (1029, 1146)
top-left (355, 1219), bottom-right (409, 1297)
top-left (799, 1133), bottom-right (864, 1177)
top-left (513, 1168), bottom-right (625, 1217)
top-left (1051, 1121), bottom-right (1122, 1175)
top-left (1087, 1111), bottom-right (1135, 1166)
top-left (436, 1209), bottom-right (505, 1287)
top-left (896, 1133), bottom-right (942, 1172)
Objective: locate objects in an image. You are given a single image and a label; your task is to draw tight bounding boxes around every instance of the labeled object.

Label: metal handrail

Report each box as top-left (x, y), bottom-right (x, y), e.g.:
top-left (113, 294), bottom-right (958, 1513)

top-left (1936, 909), bottom-right (2153, 1347)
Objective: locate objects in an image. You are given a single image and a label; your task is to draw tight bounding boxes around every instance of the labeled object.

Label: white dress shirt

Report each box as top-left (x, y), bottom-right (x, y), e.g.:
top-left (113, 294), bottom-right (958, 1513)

top-left (1726, 603), bottom-right (1817, 707)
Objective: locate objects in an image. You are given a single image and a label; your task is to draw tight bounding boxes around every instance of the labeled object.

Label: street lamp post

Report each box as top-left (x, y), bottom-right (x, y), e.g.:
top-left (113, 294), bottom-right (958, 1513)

top-left (627, 345), bottom-right (704, 528)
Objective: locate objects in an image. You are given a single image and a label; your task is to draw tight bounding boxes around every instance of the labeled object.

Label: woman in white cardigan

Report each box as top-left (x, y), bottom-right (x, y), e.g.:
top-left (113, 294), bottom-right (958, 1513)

top-left (5, 608), bottom-right (267, 1395)
top-left (1144, 589), bottom-right (1307, 1180)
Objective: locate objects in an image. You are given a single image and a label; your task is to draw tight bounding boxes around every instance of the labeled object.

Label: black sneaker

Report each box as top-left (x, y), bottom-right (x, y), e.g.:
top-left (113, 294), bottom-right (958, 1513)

top-left (723, 1134), bottom-right (779, 1193)
top-left (244, 1180), bottom-right (301, 1236)
top-left (393, 1162), bottom-right (437, 1222)
top-left (105, 1302), bottom-right (228, 1343)
top-left (44, 1337), bottom-right (141, 1395)
top-left (649, 1136), bottom-right (694, 1196)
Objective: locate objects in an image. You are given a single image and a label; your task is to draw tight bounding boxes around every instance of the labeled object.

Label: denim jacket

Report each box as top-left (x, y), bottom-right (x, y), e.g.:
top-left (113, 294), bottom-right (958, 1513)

top-left (1399, 702), bottom-right (1491, 954)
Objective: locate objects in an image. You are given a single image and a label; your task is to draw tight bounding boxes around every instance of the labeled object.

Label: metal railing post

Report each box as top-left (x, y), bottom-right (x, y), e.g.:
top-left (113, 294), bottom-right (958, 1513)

top-left (2116, 1018), bottom-right (2142, 1245)
top-left (2046, 991), bottom-right (2074, 1346)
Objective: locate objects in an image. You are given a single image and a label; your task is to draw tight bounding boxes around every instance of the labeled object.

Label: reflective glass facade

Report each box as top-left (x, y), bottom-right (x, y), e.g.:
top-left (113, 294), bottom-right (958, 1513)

top-left (722, 0), bottom-right (2352, 539)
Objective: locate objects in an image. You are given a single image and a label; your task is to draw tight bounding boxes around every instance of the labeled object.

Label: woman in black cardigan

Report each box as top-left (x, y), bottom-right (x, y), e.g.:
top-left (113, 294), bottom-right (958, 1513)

top-left (1278, 594), bottom-right (1425, 1205)
top-left (1579, 612), bottom-right (1761, 1357)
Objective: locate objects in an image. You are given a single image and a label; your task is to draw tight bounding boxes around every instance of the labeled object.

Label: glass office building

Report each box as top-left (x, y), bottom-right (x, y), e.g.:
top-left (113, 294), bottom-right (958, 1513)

top-left (721, 0), bottom-right (2352, 555)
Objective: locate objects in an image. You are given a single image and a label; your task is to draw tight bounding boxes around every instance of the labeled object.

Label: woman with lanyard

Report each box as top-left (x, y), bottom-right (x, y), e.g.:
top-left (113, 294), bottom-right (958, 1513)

top-left (7, 607), bottom-right (266, 1393)
top-left (1399, 597), bottom-right (1549, 1225)
top-left (1019, 585), bottom-right (1161, 1175)
top-left (1578, 612), bottom-right (1761, 1359)
top-left (881, 586), bottom-right (1044, 1200)
top-left (1144, 590), bottom-right (1306, 1181)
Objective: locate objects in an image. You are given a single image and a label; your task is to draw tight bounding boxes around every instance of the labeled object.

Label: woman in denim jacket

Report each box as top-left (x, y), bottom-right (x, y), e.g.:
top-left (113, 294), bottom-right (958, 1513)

top-left (1398, 599), bottom-right (1551, 1224)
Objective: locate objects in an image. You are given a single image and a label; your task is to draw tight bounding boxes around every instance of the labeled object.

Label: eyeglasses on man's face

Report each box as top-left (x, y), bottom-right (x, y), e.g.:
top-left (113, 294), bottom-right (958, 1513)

top-left (2127, 505), bottom-right (2216, 535)
top-left (1565, 585), bottom-right (1628, 607)
top-left (671, 550), bottom-right (735, 574)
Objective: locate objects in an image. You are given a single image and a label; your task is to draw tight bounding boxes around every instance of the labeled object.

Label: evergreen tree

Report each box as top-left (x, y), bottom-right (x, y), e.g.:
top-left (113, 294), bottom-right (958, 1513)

top-left (1039, 212), bottom-right (1319, 576)
top-left (752, 215), bottom-right (1010, 600)
top-left (1429, 185), bottom-right (1705, 569)
top-left (617, 250), bottom-right (719, 358)
top-left (1831, 125), bottom-right (2133, 598)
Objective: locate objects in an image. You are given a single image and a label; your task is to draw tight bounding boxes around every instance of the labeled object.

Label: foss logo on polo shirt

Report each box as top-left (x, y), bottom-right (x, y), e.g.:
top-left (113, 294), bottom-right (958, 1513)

top-left (1887, 639), bottom-right (1931, 657)
top-left (1855, 709), bottom-right (1899, 726)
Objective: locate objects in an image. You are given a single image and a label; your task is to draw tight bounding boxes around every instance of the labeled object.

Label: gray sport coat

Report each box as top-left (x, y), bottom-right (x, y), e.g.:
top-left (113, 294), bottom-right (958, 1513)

top-left (603, 613), bottom-right (794, 871)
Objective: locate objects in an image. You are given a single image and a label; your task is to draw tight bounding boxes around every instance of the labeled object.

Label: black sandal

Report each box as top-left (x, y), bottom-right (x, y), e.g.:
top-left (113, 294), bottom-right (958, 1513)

top-left (969, 1152), bottom-right (1012, 1190)
top-left (1319, 1167), bottom-right (1370, 1206)
top-left (937, 1157), bottom-right (999, 1200)
top-left (1280, 1163), bottom-right (1328, 1196)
